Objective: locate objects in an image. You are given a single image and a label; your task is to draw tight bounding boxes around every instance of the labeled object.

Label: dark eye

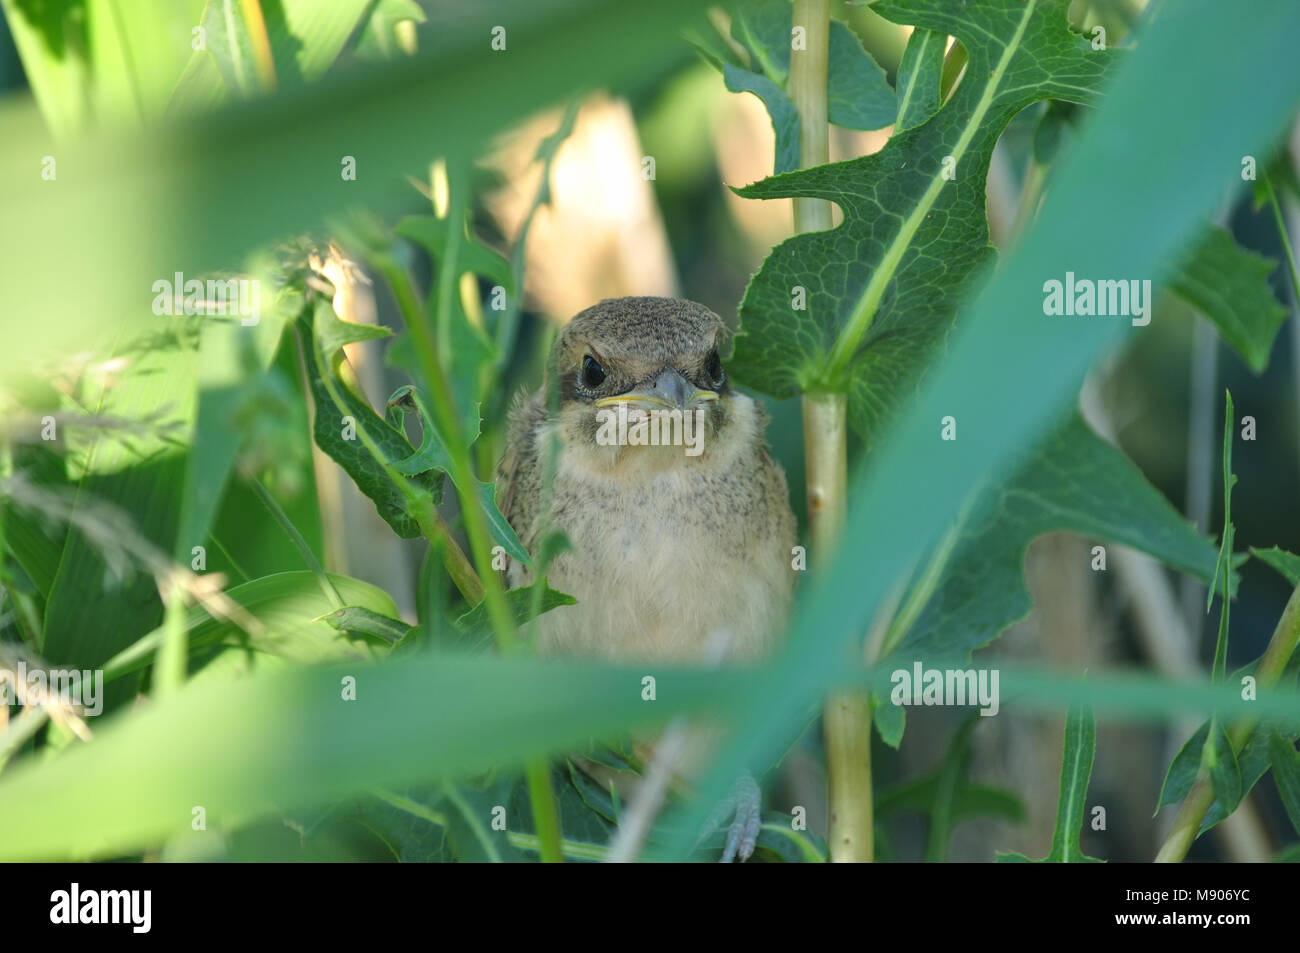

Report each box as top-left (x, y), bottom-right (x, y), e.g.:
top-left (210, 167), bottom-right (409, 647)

top-left (581, 354), bottom-right (606, 388)
top-left (706, 349), bottom-right (723, 386)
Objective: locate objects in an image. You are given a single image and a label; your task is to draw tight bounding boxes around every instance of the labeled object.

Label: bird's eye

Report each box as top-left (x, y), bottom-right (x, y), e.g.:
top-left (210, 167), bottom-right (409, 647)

top-left (581, 354), bottom-right (606, 388)
top-left (706, 349), bottom-right (723, 386)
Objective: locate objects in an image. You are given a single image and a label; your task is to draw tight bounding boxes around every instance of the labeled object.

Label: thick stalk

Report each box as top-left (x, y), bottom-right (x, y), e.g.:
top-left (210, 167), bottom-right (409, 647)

top-left (1155, 580), bottom-right (1300, 862)
top-left (791, 0), bottom-right (831, 235)
top-left (807, 394), bottom-right (871, 862)
top-left (791, 0), bottom-right (873, 863)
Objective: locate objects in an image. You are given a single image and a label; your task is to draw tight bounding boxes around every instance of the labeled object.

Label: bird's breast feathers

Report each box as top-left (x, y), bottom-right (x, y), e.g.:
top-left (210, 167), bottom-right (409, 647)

top-left (510, 393), bottom-right (795, 662)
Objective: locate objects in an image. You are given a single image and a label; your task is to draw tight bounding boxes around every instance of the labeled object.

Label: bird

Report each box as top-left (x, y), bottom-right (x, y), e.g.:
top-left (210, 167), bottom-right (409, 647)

top-left (496, 295), bottom-right (797, 860)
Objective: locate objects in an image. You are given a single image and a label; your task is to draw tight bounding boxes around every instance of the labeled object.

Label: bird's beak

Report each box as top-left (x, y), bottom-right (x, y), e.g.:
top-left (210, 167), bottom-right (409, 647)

top-left (595, 367), bottom-right (718, 411)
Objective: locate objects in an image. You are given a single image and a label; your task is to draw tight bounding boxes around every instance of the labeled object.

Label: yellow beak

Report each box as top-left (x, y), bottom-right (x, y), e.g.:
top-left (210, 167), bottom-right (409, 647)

top-left (594, 367), bottom-right (718, 411)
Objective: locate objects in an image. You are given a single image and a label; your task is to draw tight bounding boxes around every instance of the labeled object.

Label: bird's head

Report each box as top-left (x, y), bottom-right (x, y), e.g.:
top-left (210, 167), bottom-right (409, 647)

top-left (550, 297), bottom-right (747, 473)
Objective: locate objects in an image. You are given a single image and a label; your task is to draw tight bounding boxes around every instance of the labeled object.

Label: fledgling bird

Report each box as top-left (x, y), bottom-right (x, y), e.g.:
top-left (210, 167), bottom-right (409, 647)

top-left (497, 296), bottom-right (797, 859)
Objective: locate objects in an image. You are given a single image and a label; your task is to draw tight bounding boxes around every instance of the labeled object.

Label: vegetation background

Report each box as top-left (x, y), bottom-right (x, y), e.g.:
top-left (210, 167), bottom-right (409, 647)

top-left (0, 0), bottom-right (1299, 862)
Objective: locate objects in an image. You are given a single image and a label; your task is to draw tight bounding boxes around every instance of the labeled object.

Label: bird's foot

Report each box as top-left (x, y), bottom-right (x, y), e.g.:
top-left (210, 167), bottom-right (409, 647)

top-left (698, 773), bottom-right (762, 863)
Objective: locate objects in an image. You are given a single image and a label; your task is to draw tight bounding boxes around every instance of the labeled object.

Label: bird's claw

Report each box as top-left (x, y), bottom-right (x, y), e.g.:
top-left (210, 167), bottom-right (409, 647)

top-left (698, 773), bottom-right (762, 863)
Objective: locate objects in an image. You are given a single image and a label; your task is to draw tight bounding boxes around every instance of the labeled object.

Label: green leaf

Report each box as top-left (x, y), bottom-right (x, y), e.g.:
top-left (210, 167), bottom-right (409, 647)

top-left (394, 216), bottom-right (513, 292)
top-left (315, 304), bottom-right (393, 358)
top-left (453, 583), bottom-right (577, 646)
top-left (714, 1), bottom-right (895, 174)
top-left (753, 820), bottom-right (827, 863)
top-left (875, 777), bottom-right (1024, 826)
top-left (386, 385), bottom-right (456, 476)
top-left (317, 605), bottom-right (413, 645)
top-left (0, 0), bottom-right (94, 136)
top-left (672, 0), bottom-right (1300, 859)
top-left (1252, 546), bottom-right (1300, 586)
top-left (39, 338), bottom-right (197, 694)
top-left (518, 766), bottom-right (615, 855)
top-left (175, 264), bottom-right (292, 565)
top-left (261, 0), bottom-right (374, 84)
top-left (1031, 100), bottom-right (1074, 166)
top-left (358, 785), bottom-right (452, 862)
top-left (200, 0), bottom-right (260, 97)
top-left (1275, 843), bottom-right (1300, 862)
top-left (894, 27), bottom-right (944, 133)
top-left (899, 414), bottom-right (1220, 659)
top-left (3, 443), bottom-right (70, 597)
top-left (1269, 733), bottom-right (1300, 836)
top-left (729, 0), bottom-right (1115, 446)
top-left (729, 0), bottom-right (895, 131)
top-left (1156, 691), bottom-right (1295, 837)
top-left (386, 385), bottom-right (530, 566)
top-left (300, 301), bottom-right (442, 538)
top-left (926, 717), bottom-right (975, 862)
top-left (1202, 717), bottom-right (1243, 815)
top-left (3, 0), bottom-right (709, 381)
top-left (872, 692), bottom-right (905, 748)
top-left (997, 703), bottom-right (1101, 862)
top-left (176, 0), bottom-right (374, 106)
top-left (0, 654), bottom-right (737, 860)
top-left (723, 64), bottom-right (801, 175)
top-left (102, 570), bottom-right (397, 682)
top-left (1169, 228), bottom-right (1288, 374)
top-left (822, 15), bottom-right (896, 132)
top-left (386, 207), bottom-right (499, 426)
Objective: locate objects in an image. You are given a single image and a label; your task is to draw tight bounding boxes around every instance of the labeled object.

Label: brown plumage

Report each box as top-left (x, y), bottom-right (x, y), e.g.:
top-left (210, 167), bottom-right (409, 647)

top-left (497, 296), bottom-right (796, 662)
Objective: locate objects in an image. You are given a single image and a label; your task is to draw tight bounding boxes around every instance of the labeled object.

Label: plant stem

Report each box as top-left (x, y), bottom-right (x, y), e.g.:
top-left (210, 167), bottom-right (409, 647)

top-left (373, 190), bottom-right (563, 861)
top-left (806, 394), bottom-right (873, 862)
top-left (791, 0), bottom-right (831, 235)
top-left (153, 576), bottom-right (188, 697)
top-left (1154, 580), bottom-right (1300, 862)
top-left (373, 257), bottom-right (519, 654)
top-left (1264, 175), bottom-right (1300, 299)
top-left (790, 0), bottom-right (873, 863)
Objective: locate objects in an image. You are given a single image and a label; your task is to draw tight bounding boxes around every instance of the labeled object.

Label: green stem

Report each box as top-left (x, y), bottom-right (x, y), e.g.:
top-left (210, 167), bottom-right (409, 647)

top-left (1264, 175), bottom-right (1300, 300)
top-left (153, 576), bottom-right (188, 697)
top-left (1155, 580), bottom-right (1300, 862)
top-left (371, 257), bottom-right (518, 652)
top-left (791, 0), bottom-right (872, 864)
top-left (372, 186), bottom-right (562, 860)
top-left (522, 763), bottom-right (564, 863)
top-left (249, 476), bottom-right (344, 610)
